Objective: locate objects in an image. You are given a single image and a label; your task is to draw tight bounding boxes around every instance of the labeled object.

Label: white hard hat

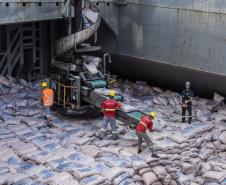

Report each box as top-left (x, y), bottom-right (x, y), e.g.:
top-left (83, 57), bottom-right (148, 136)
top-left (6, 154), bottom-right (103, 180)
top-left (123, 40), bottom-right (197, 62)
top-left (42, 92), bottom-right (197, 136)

top-left (185, 81), bottom-right (191, 86)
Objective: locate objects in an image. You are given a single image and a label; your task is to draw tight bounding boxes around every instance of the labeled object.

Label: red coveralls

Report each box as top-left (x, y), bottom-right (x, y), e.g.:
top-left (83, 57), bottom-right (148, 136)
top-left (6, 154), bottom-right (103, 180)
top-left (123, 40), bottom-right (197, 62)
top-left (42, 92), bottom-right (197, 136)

top-left (101, 99), bottom-right (121, 137)
top-left (136, 115), bottom-right (154, 151)
top-left (136, 116), bottom-right (153, 132)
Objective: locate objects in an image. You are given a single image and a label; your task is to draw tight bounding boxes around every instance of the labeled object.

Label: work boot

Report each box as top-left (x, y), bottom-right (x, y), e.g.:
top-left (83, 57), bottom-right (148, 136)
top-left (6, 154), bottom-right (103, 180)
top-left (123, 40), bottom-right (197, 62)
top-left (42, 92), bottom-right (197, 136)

top-left (47, 117), bottom-right (53, 122)
top-left (188, 118), bottom-right (192, 124)
top-left (111, 130), bottom-right (118, 140)
top-left (99, 131), bottom-right (106, 140)
top-left (149, 146), bottom-right (157, 158)
top-left (151, 153), bottom-right (158, 158)
top-left (137, 149), bottom-right (142, 154)
top-left (112, 134), bottom-right (118, 140)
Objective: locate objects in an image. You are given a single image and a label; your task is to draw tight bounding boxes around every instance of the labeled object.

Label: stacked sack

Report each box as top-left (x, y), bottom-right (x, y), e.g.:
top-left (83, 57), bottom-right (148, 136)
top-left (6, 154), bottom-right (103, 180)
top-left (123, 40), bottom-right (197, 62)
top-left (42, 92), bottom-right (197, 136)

top-left (1, 74), bottom-right (226, 184)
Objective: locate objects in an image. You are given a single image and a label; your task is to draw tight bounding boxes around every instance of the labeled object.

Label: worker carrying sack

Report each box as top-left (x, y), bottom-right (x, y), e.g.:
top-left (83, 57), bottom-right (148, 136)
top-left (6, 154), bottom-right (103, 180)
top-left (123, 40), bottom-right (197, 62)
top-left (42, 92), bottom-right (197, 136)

top-left (41, 89), bottom-right (54, 107)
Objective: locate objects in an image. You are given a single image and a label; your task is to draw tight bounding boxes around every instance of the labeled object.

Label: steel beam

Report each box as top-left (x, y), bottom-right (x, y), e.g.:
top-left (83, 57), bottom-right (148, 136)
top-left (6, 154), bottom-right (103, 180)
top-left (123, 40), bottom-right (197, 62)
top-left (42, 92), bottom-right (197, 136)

top-left (0, 1), bottom-right (64, 24)
top-left (91, 0), bottom-right (226, 14)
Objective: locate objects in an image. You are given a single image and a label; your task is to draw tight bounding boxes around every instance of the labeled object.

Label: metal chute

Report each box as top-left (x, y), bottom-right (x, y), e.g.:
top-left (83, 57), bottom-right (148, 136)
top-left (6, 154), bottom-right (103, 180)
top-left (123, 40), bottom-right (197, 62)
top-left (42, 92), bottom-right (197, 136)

top-left (56, 2), bottom-right (101, 56)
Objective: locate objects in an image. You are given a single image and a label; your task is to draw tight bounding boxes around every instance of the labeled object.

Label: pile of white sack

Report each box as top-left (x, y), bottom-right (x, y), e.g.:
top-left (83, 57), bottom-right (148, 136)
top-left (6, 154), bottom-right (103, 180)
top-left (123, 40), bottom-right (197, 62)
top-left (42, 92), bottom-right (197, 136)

top-left (0, 74), bottom-right (226, 185)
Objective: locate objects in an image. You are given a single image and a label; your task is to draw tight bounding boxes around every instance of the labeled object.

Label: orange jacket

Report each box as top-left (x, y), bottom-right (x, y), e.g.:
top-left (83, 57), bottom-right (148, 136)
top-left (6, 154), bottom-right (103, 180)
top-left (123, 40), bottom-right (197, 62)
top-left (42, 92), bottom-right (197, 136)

top-left (41, 88), bottom-right (54, 107)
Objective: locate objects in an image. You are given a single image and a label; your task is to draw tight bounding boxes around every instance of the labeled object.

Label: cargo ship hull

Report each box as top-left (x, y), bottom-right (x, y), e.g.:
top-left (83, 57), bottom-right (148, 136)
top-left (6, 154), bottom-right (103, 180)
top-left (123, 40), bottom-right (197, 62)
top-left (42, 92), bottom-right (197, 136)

top-left (96, 0), bottom-right (226, 97)
top-left (110, 54), bottom-right (226, 98)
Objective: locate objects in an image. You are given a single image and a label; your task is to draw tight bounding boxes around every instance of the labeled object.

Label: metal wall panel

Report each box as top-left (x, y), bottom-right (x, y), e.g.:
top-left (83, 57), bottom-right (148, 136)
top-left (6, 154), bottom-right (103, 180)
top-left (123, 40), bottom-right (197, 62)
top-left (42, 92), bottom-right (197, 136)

top-left (98, 3), bottom-right (119, 36)
top-left (0, 0), bottom-right (64, 3)
top-left (97, 0), bottom-right (226, 76)
top-left (93, 0), bottom-right (226, 14)
top-left (0, 1), bottom-right (64, 24)
top-left (110, 54), bottom-right (226, 98)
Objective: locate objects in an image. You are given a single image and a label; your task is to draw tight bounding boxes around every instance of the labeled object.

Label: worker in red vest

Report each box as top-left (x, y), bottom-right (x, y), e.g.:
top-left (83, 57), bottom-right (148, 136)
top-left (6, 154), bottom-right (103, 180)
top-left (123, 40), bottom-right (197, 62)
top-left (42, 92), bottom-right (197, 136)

top-left (100, 90), bottom-right (121, 140)
top-left (40, 82), bottom-right (54, 122)
top-left (136, 112), bottom-right (157, 154)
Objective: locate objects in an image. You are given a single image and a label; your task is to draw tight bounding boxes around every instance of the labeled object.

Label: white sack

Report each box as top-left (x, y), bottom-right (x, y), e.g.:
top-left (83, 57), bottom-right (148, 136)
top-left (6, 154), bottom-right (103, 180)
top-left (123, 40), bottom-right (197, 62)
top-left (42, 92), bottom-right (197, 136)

top-left (213, 92), bottom-right (224, 103)
top-left (80, 175), bottom-right (106, 185)
top-left (142, 171), bottom-right (158, 185)
top-left (203, 171), bottom-right (226, 183)
top-left (102, 167), bottom-right (125, 182)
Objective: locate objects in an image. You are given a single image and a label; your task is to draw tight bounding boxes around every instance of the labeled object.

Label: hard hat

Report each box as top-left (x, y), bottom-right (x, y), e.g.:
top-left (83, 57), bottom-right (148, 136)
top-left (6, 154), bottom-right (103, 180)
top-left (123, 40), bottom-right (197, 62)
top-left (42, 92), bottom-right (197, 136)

top-left (149, 112), bottom-right (157, 119)
top-left (41, 82), bottom-right (48, 88)
top-left (185, 81), bottom-right (191, 86)
top-left (108, 90), bottom-right (116, 97)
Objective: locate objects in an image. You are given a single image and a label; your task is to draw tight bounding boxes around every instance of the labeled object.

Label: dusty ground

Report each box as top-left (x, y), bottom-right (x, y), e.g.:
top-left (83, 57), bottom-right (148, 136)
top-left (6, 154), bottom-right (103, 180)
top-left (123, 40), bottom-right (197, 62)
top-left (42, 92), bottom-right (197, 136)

top-left (0, 75), bottom-right (226, 185)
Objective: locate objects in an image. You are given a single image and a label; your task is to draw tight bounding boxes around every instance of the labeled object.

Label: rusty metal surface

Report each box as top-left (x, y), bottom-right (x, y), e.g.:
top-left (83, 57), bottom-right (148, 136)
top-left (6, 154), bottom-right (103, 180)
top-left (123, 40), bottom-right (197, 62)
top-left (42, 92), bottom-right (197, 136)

top-left (97, 1), bottom-right (226, 76)
top-left (0, 1), bottom-right (64, 24)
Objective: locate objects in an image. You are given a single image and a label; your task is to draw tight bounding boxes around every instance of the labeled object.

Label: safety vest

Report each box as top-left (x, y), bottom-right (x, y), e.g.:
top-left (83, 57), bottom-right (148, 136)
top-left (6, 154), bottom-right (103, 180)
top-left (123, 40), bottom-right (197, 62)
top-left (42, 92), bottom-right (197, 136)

top-left (101, 99), bottom-right (121, 117)
top-left (136, 116), bottom-right (153, 132)
top-left (139, 121), bottom-right (148, 129)
top-left (102, 108), bottom-right (116, 111)
top-left (42, 89), bottom-right (54, 107)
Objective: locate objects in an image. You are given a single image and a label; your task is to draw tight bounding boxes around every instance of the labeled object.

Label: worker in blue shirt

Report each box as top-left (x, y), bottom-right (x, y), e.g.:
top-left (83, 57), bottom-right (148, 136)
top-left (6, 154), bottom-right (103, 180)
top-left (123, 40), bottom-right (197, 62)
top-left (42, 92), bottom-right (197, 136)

top-left (181, 81), bottom-right (194, 124)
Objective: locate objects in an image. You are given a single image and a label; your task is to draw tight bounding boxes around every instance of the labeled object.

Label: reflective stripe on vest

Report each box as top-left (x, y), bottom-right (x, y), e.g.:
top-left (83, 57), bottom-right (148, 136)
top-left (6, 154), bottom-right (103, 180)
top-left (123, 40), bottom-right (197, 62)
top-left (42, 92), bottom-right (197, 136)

top-left (139, 121), bottom-right (148, 129)
top-left (43, 94), bottom-right (53, 107)
top-left (104, 108), bottom-right (116, 111)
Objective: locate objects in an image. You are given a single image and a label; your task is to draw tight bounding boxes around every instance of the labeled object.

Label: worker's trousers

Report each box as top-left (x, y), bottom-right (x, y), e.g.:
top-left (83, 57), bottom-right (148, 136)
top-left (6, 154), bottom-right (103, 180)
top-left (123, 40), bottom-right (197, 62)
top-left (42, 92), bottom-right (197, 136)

top-left (182, 104), bottom-right (192, 123)
top-left (136, 131), bottom-right (154, 152)
top-left (44, 106), bottom-right (51, 119)
top-left (101, 116), bottom-right (117, 135)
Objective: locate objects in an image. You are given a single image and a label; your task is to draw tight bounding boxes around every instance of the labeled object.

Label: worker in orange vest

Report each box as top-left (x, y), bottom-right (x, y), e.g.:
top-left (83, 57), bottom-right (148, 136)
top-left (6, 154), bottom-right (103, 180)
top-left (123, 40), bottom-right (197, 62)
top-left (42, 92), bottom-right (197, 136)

top-left (100, 90), bottom-right (121, 140)
top-left (136, 112), bottom-right (157, 155)
top-left (40, 82), bottom-right (54, 122)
